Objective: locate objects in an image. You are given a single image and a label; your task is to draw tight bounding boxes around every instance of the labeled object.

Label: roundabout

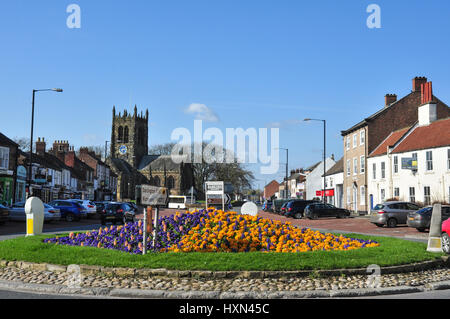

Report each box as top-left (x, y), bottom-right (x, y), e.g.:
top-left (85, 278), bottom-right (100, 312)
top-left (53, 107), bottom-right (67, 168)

top-left (0, 208), bottom-right (449, 298)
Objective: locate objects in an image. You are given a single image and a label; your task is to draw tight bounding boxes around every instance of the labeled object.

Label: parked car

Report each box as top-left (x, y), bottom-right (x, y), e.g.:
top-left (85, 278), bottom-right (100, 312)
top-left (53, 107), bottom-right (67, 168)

top-left (94, 201), bottom-right (109, 213)
top-left (407, 205), bottom-right (450, 232)
top-left (272, 199), bottom-right (291, 214)
top-left (69, 200), bottom-right (97, 218)
top-left (99, 202), bottom-right (136, 226)
top-left (370, 201), bottom-right (422, 228)
top-left (48, 200), bottom-right (87, 222)
top-left (262, 201), bottom-right (273, 212)
top-left (280, 201), bottom-right (290, 215)
top-left (8, 202), bottom-right (61, 223)
top-left (126, 202), bottom-right (139, 212)
top-left (0, 204), bottom-right (9, 225)
top-left (304, 203), bottom-right (351, 219)
top-left (442, 218), bottom-right (450, 254)
top-left (284, 200), bottom-right (320, 219)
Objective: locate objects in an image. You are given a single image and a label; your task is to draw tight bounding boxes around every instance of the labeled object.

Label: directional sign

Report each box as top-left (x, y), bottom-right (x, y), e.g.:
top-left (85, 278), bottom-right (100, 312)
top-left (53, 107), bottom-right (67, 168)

top-left (138, 185), bottom-right (169, 206)
top-left (225, 194), bottom-right (231, 205)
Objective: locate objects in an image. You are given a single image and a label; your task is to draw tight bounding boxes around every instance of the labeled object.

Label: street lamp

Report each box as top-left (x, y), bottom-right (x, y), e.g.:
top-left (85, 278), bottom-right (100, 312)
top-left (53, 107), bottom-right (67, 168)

top-left (28, 88), bottom-right (63, 198)
top-left (276, 148), bottom-right (289, 199)
top-left (304, 118), bottom-right (326, 203)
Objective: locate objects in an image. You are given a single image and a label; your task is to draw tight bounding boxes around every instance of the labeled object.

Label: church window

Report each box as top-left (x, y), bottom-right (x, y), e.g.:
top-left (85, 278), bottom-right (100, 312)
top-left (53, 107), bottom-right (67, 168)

top-left (118, 126), bottom-right (124, 142)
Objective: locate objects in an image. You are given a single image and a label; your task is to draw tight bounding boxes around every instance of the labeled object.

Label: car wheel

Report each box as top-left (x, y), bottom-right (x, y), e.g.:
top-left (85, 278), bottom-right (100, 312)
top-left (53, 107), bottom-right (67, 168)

top-left (417, 228), bottom-right (427, 233)
top-left (101, 219), bottom-right (106, 226)
top-left (65, 213), bottom-right (75, 222)
top-left (387, 218), bottom-right (397, 228)
top-left (442, 233), bottom-right (450, 254)
top-left (294, 212), bottom-right (303, 219)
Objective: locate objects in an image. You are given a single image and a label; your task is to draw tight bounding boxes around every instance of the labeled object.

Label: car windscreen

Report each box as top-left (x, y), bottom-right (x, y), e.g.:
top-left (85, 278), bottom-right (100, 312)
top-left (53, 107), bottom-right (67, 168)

top-left (416, 207), bottom-right (432, 215)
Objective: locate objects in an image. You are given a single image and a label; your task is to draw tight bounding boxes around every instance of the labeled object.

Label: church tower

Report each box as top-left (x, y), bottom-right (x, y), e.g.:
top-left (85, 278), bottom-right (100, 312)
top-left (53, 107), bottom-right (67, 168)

top-left (111, 105), bottom-right (149, 168)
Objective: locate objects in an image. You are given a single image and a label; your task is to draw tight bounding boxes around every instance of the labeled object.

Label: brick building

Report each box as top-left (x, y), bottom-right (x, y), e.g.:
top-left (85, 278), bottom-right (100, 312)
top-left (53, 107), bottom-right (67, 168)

top-left (341, 77), bottom-right (450, 214)
top-left (368, 82), bottom-right (450, 206)
top-left (264, 180), bottom-right (280, 200)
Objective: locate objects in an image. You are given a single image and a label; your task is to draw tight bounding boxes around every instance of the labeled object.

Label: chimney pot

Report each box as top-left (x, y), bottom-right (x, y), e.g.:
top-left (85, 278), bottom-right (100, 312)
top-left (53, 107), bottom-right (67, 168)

top-left (413, 76), bottom-right (428, 92)
top-left (385, 94), bottom-right (397, 107)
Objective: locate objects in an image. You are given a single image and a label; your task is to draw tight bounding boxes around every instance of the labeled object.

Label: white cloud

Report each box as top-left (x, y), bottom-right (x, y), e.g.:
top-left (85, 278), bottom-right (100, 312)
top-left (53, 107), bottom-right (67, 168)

top-left (184, 103), bottom-right (219, 122)
top-left (265, 119), bottom-right (303, 129)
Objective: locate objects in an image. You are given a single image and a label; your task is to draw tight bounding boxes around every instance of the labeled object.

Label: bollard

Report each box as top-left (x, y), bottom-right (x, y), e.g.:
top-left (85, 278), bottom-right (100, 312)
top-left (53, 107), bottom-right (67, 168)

top-left (427, 203), bottom-right (443, 253)
top-left (25, 197), bottom-right (45, 237)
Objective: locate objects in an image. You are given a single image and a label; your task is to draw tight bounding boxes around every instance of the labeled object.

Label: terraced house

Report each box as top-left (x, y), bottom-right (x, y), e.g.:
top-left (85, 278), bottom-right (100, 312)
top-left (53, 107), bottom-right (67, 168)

top-left (368, 81), bottom-right (450, 206)
top-left (341, 77), bottom-right (450, 214)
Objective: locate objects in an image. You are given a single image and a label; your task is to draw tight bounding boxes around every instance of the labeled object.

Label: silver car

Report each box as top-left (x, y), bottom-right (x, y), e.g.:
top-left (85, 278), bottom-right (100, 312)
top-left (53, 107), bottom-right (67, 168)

top-left (8, 202), bottom-right (61, 222)
top-left (370, 201), bottom-right (422, 228)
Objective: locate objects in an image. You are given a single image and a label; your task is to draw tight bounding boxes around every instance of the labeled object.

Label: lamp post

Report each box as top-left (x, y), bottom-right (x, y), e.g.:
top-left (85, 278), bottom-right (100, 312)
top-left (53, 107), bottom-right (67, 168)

top-left (304, 118), bottom-right (326, 203)
top-left (28, 89), bottom-right (63, 198)
top-left (105, 141), bottom-right (110, 161)
top-left (276, 148), bottom-right (289, 199)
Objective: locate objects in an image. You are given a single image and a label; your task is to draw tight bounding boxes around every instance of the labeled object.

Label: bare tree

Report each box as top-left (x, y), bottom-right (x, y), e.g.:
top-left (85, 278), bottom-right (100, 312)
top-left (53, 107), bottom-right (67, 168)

top-left (13, 137), bottom-right (31, 152)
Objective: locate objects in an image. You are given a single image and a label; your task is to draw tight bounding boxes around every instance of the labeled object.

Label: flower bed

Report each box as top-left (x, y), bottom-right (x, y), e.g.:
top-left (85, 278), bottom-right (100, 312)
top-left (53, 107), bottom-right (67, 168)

top-left (43, 209), bottom-right (379, 254)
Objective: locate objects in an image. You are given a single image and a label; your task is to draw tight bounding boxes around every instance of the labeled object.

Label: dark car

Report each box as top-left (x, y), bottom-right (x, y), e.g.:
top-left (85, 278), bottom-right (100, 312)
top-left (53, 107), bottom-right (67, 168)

top-left (0, 204), bottom-right (9, 225)
top-left (126, 202), bottom-right (139, 212)
top-left (48, 200), bottom-right (87, 222)
top-left (280, 201), bottom-right (290, 215)
top-left (305, 203), bottom-right (351, 220)
top-left (407, 205), bottom-right (450, 232)
top-left (94, 201), bottom-right (109, 213)
top-left (99, 202), bottom-right (136, 226)
top-left (284, 200), bottom-right (320, 219)
top-left (272, 199), bottom-right (291, 214)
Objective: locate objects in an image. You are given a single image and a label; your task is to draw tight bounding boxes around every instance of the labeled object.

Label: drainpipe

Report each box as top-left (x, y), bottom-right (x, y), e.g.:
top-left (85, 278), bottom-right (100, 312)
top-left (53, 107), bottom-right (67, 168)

top-left (387, 146), bottom-right (394, 199)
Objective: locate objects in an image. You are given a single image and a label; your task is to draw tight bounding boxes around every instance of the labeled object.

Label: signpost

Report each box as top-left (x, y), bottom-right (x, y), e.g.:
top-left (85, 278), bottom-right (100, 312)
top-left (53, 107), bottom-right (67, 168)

top-left (136, 185), bottom-right (169, 255)
top-left (205, 181), bottom-right (225, 211)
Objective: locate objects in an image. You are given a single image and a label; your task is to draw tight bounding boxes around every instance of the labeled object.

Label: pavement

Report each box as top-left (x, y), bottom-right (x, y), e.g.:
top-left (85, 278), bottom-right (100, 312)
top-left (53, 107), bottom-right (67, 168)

top-left (0, 207), bottom-right (448, 299)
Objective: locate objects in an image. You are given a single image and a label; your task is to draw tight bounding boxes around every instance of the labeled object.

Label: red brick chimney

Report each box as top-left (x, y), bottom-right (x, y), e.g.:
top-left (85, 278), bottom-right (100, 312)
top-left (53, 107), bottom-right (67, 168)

top-left (421, 81), bottom-right (434, 104)
top-left (65, 146), bottom-right (76, 168)
top-left (385, 94), bottom-right (397, 107)
top-left (412, 76), bottom-right (427, 92)
top-left (35, 137), bottom-right (46, 156)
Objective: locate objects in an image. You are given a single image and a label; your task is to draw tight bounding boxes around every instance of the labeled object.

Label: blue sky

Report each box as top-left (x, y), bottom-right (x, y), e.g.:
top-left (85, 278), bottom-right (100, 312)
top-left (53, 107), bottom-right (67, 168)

top-left (1, 0), bottom-right (450, 188)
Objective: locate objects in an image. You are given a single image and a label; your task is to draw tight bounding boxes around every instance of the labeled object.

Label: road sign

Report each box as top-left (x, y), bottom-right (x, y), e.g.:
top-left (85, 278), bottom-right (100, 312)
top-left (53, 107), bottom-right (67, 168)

top-left (205, 181), bottom-right (225, 211)
top-left (205, 181), bottom-right (224, 195)
top-left (225, 194), bottom-right (231, 205)
top-left (137, 185), bottom-right (169, 206)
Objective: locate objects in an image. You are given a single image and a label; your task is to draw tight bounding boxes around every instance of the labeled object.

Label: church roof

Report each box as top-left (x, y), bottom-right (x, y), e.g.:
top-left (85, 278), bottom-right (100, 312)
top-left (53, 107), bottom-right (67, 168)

top-left (138, 155), bottom-right (186, 171)
top-left (109, 158), bottom-right (135, 174)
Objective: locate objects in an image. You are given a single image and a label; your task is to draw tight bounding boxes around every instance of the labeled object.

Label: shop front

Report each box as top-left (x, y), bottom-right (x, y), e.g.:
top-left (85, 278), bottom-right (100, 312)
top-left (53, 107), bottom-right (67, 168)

top-left (15, 166), bottom-right (27, 203)
top-left (0, 176), bottom-right (14, 206)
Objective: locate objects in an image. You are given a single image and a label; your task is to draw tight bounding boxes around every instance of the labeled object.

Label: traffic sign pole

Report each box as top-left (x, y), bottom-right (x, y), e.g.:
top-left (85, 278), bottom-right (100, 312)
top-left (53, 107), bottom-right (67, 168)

top-left (143, 207), bottom-right (147, 255)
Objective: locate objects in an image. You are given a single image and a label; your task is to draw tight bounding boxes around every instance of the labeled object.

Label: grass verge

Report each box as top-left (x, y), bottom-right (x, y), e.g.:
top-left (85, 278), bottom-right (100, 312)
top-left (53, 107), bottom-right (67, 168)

top-left (0, 233), bottom-right (444, 271)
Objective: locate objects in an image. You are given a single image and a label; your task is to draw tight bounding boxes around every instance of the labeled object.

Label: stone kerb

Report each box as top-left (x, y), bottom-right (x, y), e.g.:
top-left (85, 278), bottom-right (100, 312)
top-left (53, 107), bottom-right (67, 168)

top-left (1, 257), bottom-right (449, 280)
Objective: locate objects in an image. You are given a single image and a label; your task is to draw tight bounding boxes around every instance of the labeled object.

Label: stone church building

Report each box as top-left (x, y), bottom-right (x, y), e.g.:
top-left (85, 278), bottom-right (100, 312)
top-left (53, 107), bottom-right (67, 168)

top-left (107, 106), bottom-right (194, 202)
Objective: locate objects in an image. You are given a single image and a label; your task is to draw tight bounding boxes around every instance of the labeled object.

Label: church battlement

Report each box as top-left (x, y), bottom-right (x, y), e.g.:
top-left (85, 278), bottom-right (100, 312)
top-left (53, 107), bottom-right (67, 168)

top-left (111, 105), bottom-right (149, 169)
top-left (113, 105), bottom-right (149, 122)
